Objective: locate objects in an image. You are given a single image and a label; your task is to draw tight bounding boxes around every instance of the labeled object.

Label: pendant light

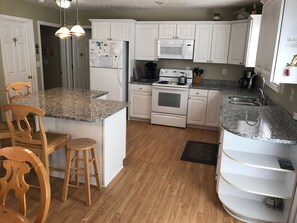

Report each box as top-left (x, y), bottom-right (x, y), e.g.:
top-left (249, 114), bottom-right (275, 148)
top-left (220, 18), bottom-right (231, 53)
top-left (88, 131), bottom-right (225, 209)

top-left (55, 0), bottom-right (71, 8)
top-left (55, 0), bottom-right (71, 38)
top-left (70, 0), bottom-right (85, 36)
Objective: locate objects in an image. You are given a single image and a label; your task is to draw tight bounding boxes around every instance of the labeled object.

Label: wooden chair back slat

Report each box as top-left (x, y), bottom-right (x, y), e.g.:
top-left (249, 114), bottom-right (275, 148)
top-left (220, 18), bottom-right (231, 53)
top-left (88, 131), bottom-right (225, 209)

top-left (5, 82), bottom-right (31, 103)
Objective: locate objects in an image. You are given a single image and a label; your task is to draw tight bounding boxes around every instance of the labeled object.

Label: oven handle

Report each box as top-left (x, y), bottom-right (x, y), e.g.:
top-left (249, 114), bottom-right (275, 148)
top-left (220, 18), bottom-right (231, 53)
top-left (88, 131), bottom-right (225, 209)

top-left (152, 86), bottom-right (189, 91)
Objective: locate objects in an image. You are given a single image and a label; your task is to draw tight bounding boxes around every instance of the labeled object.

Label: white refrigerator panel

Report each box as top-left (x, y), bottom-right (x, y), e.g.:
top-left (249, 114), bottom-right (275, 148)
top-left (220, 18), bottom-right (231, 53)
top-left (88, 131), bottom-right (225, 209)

top-left (90, 67), bottom-right (127, 102)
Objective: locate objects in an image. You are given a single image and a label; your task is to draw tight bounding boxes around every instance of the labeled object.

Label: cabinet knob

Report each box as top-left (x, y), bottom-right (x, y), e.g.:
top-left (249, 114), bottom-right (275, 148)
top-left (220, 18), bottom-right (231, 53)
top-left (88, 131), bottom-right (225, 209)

top-left (139, 87), bottom-right (142, 90)
top-left (196, 92), bottom-right (199, 95)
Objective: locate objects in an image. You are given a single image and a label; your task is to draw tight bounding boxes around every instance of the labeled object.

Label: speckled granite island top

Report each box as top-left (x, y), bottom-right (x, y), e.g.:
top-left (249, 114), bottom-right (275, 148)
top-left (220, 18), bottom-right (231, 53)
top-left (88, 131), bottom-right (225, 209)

top-left (12, 88), bottom-right (128, 122)
top-left (191, 80), bottom-right (297, 145)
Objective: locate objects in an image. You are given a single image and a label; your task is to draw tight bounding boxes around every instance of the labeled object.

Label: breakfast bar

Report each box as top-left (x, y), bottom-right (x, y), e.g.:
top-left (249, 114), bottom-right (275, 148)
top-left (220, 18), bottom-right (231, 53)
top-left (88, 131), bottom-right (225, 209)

top-left (12, 88), bottom-right (129, 187)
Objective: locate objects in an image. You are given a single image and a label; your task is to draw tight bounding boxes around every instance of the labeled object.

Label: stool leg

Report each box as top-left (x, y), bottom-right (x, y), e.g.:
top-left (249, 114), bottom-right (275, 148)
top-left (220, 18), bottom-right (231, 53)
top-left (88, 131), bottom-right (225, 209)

top-left (91, 147), bottom-right (102, 190)
top-left (83, 150), bottom-right (91, 206)
top-left (62, 149), bottom-right (72, 202)
top-left (75, 151), bottom-right (79, 186)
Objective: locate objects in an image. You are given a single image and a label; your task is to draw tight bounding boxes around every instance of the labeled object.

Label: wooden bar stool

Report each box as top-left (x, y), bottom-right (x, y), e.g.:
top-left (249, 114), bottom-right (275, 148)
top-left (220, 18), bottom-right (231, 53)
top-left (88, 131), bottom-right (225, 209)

top-left (62, 138), bottom-right (101, 206)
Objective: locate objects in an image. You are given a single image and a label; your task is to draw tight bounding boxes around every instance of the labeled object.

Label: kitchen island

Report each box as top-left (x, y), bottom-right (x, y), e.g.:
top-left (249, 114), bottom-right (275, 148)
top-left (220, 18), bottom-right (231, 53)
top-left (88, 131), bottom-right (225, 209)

top-left (12, 88), bottom-right (129, 187)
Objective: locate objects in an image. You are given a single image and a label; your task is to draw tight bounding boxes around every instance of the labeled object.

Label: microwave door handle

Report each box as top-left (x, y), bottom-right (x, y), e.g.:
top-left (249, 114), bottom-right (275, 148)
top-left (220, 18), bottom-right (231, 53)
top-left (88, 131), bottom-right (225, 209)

top-left (181, 42), bottom-right (186, 59)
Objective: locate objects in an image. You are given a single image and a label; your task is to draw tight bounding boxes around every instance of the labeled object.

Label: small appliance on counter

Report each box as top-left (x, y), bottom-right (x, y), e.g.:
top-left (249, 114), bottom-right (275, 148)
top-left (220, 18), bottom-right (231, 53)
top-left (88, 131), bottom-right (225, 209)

top-left (239, 70), bottom-right (254, 88)
top-left (144, 61), bottom-right (158, 80)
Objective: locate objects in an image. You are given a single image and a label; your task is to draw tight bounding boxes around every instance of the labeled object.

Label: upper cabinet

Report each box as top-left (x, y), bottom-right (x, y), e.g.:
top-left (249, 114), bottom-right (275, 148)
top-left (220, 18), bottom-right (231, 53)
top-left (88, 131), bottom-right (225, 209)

top-left (135, 23), bottom-right (159, 61)
top-left (194, 23), bottom-right (231, 64)
top-left (255, 0), bottom-right (284, 84)
top-left (158, 23), bottom-right (195, 39)
top-left (90, 19), bottom-right (136, 41)
top-left (228, 21), bottom-right (248, 65)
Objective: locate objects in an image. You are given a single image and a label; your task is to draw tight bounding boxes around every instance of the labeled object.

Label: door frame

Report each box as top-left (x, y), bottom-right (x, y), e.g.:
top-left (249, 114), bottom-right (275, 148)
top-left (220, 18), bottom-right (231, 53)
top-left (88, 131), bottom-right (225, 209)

top-left (37, 21), bottom-right (60, 90)
top-left (0, 14), bottom-right (38, 91)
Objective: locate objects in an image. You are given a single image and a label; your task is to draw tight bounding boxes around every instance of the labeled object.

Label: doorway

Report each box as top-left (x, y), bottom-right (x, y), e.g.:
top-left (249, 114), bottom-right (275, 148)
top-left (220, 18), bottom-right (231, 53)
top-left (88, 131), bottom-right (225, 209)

top-left (39, 23), bottom-right (91, 90)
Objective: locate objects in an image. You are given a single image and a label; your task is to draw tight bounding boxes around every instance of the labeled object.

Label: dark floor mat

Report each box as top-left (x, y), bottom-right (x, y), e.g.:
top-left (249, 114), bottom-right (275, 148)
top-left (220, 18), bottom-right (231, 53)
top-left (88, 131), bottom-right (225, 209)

top-left (180, 141), bottom-right (218, 166)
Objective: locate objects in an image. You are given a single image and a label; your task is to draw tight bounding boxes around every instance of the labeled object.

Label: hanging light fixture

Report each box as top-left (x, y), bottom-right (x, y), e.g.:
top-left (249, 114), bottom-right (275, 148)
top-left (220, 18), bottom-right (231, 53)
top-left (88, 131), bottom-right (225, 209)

top-left (55, 0), bottom-right (71, 8)
top-left (55, 1), bottom-right (71, 38)
top-left (70, 0), bottom-right (85, 36)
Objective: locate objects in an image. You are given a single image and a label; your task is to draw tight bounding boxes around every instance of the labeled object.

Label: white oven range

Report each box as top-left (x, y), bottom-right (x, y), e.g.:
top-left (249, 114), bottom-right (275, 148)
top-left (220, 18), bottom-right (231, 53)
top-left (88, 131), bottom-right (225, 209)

top-left (151, 69), bottom-right (193, 128)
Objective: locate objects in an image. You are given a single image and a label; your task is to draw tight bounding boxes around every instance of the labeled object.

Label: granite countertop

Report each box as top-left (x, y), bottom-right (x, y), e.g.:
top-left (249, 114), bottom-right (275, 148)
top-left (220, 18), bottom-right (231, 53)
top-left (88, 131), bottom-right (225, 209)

top-left (190, 80), bottom-right (297, 145)
top-left (12, 88), bottom-right (128, 122)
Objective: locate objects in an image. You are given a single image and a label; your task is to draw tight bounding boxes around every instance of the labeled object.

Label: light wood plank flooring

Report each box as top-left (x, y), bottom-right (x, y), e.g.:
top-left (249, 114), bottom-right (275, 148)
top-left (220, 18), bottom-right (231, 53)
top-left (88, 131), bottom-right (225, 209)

top-left (5, 121), bottom-right (241, 223)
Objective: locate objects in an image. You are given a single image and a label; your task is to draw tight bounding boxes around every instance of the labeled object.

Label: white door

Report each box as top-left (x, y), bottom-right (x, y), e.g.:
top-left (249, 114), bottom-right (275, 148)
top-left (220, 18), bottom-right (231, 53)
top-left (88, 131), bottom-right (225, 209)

top-left (0, 15), bottom-right (37, 91)
top-left (72, 30), bottom-right (91, 89)
top-left (193, 24), bottom-right (213, 63)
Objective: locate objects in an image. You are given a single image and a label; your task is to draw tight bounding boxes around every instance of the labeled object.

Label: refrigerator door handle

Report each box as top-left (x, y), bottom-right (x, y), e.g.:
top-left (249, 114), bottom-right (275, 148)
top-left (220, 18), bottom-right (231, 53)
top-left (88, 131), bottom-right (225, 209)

top-left (117, 69), bottom-right (122, 89)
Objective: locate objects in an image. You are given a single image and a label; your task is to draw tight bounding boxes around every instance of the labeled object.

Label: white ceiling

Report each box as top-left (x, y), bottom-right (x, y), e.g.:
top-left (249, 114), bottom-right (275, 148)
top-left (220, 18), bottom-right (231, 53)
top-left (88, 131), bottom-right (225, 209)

top-left (25, 0), bottom-right (260, 10)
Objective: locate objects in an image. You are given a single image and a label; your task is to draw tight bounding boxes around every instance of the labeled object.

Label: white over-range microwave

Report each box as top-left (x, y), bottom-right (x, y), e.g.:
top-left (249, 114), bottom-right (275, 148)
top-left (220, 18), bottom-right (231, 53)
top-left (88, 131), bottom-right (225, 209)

top-left (157, 39), bottom-right (194, 60)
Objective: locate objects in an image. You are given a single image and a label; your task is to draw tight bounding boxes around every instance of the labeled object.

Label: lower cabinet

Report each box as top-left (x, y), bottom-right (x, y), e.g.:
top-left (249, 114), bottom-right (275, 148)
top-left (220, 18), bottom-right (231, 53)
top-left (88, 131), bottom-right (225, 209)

top-left (217, 129), bottom-right (297, 223)
top-left (187, 89), bottom-right (221, 128)
top-left (129, 84), bottom-right (152, 119)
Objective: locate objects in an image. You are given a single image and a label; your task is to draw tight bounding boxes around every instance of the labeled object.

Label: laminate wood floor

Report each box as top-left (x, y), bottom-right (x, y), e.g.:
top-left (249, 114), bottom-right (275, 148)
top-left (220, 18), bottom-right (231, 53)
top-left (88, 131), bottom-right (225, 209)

top-left (4, 121), bottom-right (241, 223)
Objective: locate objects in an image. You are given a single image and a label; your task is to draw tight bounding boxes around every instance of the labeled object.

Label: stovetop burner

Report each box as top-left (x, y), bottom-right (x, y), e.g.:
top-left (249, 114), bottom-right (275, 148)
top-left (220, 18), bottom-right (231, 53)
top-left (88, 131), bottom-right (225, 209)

top-left (157, 80), bottom-right (169, 84)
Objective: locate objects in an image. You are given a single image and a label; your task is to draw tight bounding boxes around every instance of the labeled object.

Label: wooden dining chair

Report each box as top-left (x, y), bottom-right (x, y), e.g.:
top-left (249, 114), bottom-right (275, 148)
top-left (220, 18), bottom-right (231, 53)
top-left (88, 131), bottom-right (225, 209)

top-left (0, 146), bottom-right (50, 223)
top-left (5, 82), bottom-right (32, 103)
top-left (1, 104), bottom-right (69, 174)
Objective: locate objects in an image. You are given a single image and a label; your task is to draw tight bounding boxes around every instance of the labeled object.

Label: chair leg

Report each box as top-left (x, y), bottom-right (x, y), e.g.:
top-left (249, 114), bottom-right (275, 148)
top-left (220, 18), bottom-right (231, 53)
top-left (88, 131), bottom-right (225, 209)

top-left (83, 150), bottom-right (91, 206)
top-left (91, 147), bottom-right (101, 190)
top-left (75, 151), bottom-right (79, 186)
top-left (62, 149), bottom-right (72, 202)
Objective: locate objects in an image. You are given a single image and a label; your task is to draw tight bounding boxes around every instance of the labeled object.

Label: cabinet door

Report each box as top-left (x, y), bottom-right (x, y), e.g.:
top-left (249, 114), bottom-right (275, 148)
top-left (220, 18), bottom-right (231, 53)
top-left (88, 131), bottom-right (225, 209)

top-left (110, 22), bottom-right (130, 41)
top-left (211, 24), bottom-right (231, 64)
top-left (135, 24), bottom-right (158, 60)
top-left (228, 22), bottom-right (248, 65)
top-left (187, 97), bottom-right (207, 125)
top-left (193, 24), bottom-right (213, 63)
top-left (158, 24), bottom-right (176, 39)
top-left (176, 24), bottom-right (195, 39)
top-left (205, 90), bottom-right (221, 127)
top-left (92, 22), bottom-right (110, 39)
top-left (130, 92), bottom-right (152, 119)
top-left (255, 0), bottom-right (283, 82)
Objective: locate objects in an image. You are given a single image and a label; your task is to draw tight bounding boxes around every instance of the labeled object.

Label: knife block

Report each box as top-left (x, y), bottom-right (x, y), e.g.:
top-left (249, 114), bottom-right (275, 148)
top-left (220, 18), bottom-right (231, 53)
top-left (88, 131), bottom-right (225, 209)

top-left (193, 75), bottom-right (201, 85)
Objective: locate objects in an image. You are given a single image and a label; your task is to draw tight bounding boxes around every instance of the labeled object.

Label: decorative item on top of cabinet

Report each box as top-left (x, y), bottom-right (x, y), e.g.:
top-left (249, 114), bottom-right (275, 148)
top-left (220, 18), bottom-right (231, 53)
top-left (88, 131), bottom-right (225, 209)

top-left (193, 23), bottom-right (231, 64)
top-left (129, 84), bottom-right (152, 120)
top-left (135, 23), bottom-right (159, 61)
top-left (158, 23), bottom-right (195, 39)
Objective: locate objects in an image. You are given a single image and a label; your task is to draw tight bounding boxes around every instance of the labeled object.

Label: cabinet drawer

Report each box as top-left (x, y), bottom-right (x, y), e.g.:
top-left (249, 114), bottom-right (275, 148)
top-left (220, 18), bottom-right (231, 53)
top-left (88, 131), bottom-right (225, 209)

top-left (189, 89), bottom-right (208, 97)
top-left (130, 84), bottom-right (152, 93)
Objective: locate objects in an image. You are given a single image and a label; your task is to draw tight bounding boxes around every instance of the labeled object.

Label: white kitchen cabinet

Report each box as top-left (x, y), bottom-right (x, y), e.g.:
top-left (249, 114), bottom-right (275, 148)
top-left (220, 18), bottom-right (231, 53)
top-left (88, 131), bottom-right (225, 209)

top-left (228, 21), bottom-right (248, 65)
top-left (194, 23), bottom-right (231, 64)
top-left (218, 129), bottom-right (297, 223)
top-left (255, 0), bottom-right (284, 84)
top-left (187, 89), bottom-right (208, 125)
top-left (90, 19), bottom-right (136, 41)
top-left (244, 15), bottom-right (262, 67)
top-left (129, 84), bottom-right (152, 119)
top-left (135, 23), bottom-right (159, 61)
top-left (205, 90), bottom-right (221, 127)
top-left (158, 23), bottom-right (195, 39)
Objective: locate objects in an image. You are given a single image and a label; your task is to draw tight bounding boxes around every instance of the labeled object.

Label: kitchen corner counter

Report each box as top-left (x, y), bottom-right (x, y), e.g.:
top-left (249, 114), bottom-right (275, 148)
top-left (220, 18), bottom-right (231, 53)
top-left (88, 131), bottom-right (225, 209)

top-left (190, 80), bottom-right (297, 145)
top-left (12, 88), bottom-right (128, 122)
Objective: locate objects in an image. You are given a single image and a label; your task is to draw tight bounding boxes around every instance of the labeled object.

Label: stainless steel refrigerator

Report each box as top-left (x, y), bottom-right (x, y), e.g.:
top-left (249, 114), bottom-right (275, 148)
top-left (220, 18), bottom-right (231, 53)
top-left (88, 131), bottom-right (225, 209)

top-left (89, 39), bottom-right (128, 101)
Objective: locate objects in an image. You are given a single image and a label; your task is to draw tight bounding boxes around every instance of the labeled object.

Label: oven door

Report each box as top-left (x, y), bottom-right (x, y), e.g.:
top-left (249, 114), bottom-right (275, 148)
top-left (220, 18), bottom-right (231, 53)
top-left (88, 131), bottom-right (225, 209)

top-left (152, 85), bottom-right (189, 115)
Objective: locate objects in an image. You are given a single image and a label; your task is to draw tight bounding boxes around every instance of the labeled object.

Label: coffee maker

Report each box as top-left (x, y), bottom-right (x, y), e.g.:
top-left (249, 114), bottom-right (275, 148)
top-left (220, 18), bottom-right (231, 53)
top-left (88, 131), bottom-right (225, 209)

top-left (239, 70), bottom-right (254, 88)
top-left (144, 61), bottom-right (157, 80)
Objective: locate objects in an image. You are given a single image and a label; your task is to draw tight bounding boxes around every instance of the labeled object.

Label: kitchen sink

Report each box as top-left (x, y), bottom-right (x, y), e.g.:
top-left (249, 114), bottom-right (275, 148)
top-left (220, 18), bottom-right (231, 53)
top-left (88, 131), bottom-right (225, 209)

top-left (229, 96), bottom-right (261, 106)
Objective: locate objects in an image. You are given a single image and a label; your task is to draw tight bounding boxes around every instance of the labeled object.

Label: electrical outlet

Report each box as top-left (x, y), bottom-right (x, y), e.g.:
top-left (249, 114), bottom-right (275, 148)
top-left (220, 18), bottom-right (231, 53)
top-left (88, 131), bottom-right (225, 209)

top-left (289, 88), bottom-right (294, 102)
top-left (222, 68), bottom-right (227, 75)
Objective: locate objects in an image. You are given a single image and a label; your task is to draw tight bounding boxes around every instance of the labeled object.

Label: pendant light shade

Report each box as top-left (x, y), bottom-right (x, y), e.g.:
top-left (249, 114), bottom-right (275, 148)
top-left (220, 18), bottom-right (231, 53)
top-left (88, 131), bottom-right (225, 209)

top-left (70, 0), bottom-right (85, 36)
top-left (55, 0), bottom-right (71, 8)
top-left (55, 2), bottom-right (71, 38)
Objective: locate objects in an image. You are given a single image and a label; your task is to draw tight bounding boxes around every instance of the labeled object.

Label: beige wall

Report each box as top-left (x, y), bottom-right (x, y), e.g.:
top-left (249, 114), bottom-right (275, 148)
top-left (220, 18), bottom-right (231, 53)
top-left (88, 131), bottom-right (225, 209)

top-left (0, 1), bottom-right (295, 116)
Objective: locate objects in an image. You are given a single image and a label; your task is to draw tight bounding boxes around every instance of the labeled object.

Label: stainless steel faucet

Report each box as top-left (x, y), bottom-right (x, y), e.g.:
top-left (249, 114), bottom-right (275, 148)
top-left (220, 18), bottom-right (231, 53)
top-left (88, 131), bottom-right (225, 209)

top-left (248, 73), bottom-right (266, 106)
